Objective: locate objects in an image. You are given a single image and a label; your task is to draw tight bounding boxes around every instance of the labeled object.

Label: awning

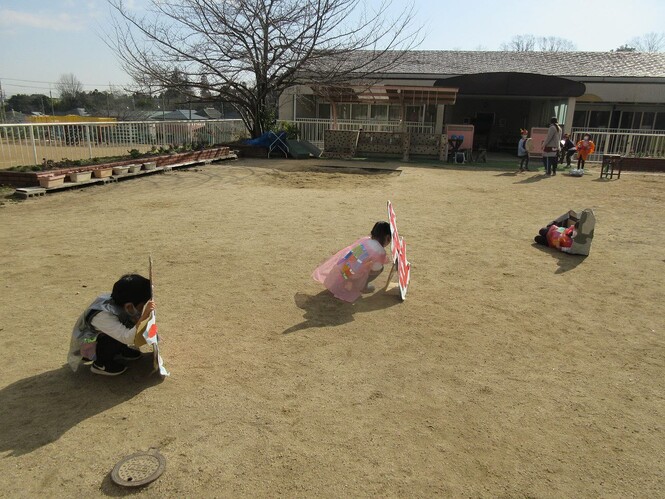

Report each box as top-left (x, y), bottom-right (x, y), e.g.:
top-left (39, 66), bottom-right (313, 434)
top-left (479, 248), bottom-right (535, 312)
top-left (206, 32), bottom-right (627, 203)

top-left (435, 72), bottom-right (585, 97)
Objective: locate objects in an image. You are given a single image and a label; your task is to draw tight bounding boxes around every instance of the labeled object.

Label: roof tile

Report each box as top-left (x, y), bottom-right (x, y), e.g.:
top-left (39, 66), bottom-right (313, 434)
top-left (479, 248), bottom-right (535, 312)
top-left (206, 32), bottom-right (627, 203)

top-left (384, 51), bottom-right (665, 78)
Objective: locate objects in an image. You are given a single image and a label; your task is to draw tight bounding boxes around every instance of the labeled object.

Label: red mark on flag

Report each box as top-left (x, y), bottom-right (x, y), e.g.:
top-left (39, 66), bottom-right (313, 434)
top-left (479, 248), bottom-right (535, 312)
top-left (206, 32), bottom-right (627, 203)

top-left (148, 322), bottom-right (158, 338)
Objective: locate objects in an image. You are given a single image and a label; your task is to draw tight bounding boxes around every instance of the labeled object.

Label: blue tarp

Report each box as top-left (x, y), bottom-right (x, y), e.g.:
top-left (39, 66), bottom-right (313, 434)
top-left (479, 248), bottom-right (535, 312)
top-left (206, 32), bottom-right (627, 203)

top-left (244, 131), bottom-right (287, 148)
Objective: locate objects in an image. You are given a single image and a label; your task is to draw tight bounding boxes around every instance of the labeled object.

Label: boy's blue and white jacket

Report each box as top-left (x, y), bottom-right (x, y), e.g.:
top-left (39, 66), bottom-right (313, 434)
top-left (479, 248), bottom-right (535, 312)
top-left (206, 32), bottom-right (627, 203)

top-left (67, 294), bottom-right (135, 371)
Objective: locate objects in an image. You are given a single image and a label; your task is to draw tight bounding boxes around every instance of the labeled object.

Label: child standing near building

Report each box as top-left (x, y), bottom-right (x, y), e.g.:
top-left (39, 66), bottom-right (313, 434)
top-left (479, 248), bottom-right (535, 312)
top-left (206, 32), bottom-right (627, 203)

top-left (312, 222), bottom-right (392, 303)
top-left (560, 133), bottom-right (577, 167)
top-left (517, 129), bottom-right (531, 172)
top-left (575, 134), bottom-right (596, 172)
top-left (68, 273), bottom-right (155, 376)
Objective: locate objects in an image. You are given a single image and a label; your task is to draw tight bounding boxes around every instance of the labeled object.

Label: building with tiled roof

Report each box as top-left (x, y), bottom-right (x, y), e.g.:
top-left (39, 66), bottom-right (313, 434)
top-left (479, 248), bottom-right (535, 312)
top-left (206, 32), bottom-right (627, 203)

top-left (372, 50), bottom-right (665, 79)
top-left (280, 50), bottom-right (665, 151)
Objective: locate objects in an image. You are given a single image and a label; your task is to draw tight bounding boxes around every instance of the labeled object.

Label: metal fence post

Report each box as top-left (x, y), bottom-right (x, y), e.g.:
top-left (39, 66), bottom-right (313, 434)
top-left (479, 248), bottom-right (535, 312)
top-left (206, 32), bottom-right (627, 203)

top-left (29, 124), bottom-right (38, 165)
top-left (86, 125), bottom-right (93, 159)
top-left (602, 131), bottom-right (610, 158)
top-left (625, 133), bottom-right (632, 155)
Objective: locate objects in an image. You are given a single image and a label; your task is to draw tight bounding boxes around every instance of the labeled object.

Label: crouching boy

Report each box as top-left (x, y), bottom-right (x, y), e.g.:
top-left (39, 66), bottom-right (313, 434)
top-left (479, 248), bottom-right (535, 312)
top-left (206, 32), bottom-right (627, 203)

top-left (68, 274), bottom-right (155, 376)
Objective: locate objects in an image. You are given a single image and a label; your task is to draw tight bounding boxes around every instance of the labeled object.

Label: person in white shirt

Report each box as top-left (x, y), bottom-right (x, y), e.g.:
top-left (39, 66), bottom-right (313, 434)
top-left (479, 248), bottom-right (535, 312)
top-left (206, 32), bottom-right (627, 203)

top-left (68, 274), bottom-right (155, 376)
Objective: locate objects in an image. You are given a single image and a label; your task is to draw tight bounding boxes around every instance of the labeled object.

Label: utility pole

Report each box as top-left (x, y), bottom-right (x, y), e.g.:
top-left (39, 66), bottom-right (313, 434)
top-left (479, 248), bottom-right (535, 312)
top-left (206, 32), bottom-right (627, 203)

top-left (0, 80), bottom-right (6, 123)
top-left (49, 89), bottom-right (55, 116)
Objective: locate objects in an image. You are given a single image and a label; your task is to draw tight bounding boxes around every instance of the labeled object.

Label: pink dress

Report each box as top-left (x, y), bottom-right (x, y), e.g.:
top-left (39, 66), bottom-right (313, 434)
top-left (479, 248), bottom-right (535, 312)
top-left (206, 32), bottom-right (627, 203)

top-left (312, 236), bottom-right (389, 303)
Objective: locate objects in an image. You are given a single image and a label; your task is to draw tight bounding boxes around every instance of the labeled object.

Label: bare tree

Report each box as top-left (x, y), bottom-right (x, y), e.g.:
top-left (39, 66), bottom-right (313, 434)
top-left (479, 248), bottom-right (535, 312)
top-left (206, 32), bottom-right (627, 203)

top-left (107, 0), bottom-right (421, 137)
top-left (500, 34), bottom-right (575, 52)
top-left (500, 35), bottom-right (537, 52)
top-left (537, 36), bottom-right (576, 52)
top-left (56, 73), bottom-right (83, 100)
top-left (628, 32), bottom-right (665, 52)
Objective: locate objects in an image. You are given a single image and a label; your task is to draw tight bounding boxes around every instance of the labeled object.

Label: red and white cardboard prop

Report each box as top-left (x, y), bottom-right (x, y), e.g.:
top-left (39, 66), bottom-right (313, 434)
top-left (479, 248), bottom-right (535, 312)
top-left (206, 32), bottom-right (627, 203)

top-left (387, 201), bottom-right (411, 300)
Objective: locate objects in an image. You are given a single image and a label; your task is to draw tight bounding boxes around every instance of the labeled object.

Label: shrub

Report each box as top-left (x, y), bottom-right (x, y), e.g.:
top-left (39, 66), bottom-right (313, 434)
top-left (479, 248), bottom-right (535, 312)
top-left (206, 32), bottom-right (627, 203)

top-left (276, 121), bottom-right (300, 139)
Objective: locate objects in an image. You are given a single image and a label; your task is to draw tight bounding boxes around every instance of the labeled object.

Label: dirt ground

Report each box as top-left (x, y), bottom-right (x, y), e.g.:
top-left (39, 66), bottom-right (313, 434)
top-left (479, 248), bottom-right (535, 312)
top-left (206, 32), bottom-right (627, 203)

top-left (0, 158), bottom-right (663, 497)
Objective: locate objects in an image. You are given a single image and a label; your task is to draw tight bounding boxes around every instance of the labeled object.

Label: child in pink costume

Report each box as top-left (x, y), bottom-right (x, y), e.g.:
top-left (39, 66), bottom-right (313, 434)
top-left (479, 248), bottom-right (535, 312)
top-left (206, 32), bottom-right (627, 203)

top-left (312, 221), bottom-right (392, 303)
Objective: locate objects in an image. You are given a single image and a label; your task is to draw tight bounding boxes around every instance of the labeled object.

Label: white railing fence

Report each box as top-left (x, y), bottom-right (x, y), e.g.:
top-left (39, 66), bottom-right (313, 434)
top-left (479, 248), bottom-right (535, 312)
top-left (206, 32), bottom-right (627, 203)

top-left (4, 119), bottom-right (662, 168)
top-left (569, 128), bottom-right (665, 162)
top-left (0, 119), bottom-right (247, 168)
top-left (278, 119), bottom-right (434, 148)
top-left (286, 121), bottom-right (665, 159)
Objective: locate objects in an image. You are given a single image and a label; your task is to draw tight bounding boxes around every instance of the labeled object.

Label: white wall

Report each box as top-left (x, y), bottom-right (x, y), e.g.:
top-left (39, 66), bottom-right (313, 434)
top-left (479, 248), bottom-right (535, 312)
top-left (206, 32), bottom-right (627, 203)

top-left (581, 82), bottom-right (665, 104)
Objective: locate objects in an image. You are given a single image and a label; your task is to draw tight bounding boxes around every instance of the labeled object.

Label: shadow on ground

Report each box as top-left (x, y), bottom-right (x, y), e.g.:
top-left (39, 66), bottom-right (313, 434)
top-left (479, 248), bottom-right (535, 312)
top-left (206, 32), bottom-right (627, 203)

top-left (514, 173), bottom-right (552, 184)
top-left (282, 288), bottom-right (402, 334)
top-left (531, 242), bottom-right (587, 274)
top-left (0, 356), bottom-right (163, 457)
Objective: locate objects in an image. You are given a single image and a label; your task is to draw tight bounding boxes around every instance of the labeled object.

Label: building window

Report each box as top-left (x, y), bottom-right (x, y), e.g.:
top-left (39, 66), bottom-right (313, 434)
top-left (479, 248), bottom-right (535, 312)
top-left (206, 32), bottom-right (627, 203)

top-left (553, 102), bottom-right (568, 124)
top-left (317, 103), bottom-right (331, 119)
top-left (573, 110), bottom-right (587, 128)
top-left (588, 111), bottom-right (610, 128)
top-left (406, 105), bottom-right (422, 123)
top-left (370, 105), bottom-right (388, 120)
top-left (389, 105), bottom-right (402, 120)
top-left (641, 112), bottom-right (655, 129)
top-left (620, 112), bottom-right (634, 129)
top-left (351, 104), bottom-right (368, 120)
top-left (610, 110), bottom-right (621, 128)
top-left (424, 104), bottom-right (437, 124)
top-left (655, 113), bottom-right (665, 130)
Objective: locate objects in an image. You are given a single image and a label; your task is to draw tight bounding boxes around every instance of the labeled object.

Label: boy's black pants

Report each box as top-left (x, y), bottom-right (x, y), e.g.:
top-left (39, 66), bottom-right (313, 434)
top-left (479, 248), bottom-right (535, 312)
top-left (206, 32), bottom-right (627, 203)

top-left (96, 333), bottom-right (125, 366)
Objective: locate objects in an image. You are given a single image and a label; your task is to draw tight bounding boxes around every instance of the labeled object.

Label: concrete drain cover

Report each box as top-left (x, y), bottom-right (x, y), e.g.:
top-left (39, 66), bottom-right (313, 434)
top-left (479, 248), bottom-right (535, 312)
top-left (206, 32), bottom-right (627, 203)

top-left (111, 450), bottom-right (166, 487)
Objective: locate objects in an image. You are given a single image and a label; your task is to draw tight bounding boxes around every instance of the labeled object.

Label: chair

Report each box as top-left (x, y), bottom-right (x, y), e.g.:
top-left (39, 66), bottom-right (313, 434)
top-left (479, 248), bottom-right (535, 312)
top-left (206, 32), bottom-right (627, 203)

top-left (600, 154), bottom-right (622, 179)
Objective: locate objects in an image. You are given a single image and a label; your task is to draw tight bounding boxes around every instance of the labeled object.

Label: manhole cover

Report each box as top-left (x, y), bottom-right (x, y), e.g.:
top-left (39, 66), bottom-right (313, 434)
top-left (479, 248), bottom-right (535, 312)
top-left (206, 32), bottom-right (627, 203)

top-left (111, 450), bottom-right (166, 487)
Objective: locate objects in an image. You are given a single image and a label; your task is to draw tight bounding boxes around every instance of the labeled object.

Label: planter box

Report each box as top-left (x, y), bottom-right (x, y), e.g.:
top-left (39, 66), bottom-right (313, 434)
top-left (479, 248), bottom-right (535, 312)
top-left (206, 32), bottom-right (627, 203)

top-left (68, 171), bottom-right (92, 182)
top-left (112, 166), bottom-right (130, 175)
top-left (0, 147), bottom-right (233, 187)
top-left (38, 174), bottom-right (66, 188)
top-left (619, 157), bottom-right (665, 173)
top-left (93, 168), bottom-right (112, 178)
top-left (127, 164), bottom-right (141, 173)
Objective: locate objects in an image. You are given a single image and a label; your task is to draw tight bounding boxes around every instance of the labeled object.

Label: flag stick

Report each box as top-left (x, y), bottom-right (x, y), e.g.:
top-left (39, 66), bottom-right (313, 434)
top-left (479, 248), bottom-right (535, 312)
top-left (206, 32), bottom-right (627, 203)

top-left (149, 256), bottom-right (154, 300)
top-left (148, 256), bottom-right (159, 372)
top-left (384, 261), bottom-right (397, 290)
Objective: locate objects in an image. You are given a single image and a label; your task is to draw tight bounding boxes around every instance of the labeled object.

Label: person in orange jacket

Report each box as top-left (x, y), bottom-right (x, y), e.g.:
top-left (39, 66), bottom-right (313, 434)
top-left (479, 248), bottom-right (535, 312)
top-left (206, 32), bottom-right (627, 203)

top-left (575, 134), bottom-right (595, 171)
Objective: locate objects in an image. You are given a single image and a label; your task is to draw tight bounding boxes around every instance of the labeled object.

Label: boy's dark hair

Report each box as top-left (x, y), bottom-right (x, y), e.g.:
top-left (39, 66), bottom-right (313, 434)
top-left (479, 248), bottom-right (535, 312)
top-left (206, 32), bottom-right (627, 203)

top-left (371, 221), bottom-right (392, 245)
top-left (111, 274), bottom-right (152, 306)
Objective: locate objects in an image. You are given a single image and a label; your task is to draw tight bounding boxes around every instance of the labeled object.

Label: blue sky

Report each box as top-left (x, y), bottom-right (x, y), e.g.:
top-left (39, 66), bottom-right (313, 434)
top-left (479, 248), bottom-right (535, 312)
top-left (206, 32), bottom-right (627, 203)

top-left (1, 0), bottom-right (664, 97)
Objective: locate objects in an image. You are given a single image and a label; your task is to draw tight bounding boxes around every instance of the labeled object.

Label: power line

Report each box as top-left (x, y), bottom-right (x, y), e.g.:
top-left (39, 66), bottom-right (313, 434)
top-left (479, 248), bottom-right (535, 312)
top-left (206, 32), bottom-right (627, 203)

top-left (2, 78), bottom-right (64, 84)
top-left (2, 77), bottom-right (136, 90)
top-left (2, 82), bottom-right (54, 91)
